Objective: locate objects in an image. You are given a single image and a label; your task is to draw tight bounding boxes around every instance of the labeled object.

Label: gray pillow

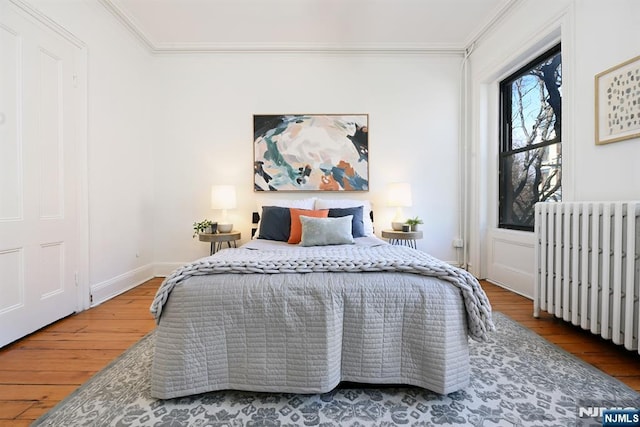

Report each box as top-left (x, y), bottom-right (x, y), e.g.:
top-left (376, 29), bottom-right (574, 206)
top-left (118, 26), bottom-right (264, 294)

top-left (299, 215), bottom-right (354, 247)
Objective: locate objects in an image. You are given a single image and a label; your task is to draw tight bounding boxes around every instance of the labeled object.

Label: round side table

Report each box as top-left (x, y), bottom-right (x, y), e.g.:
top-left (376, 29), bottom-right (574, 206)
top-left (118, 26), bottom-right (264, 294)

top-left (381, 229), bottom-right (423, 249)
top-left (198, 231), bottom-right (241, 255)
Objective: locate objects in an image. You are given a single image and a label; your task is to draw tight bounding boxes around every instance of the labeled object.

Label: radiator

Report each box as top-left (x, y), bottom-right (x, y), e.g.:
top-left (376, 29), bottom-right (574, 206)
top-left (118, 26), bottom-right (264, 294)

top-left (533, 201), bottom-right (640, 354)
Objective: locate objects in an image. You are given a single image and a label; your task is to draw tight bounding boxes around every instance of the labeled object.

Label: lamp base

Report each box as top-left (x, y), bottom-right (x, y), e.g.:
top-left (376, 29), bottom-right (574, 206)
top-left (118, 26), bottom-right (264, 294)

top-left (217, 223), bottom-right (233, 233)
top-left (391, 222), bottom-right (405, 231)
top-left (391, 206), bottom-right (407, 231)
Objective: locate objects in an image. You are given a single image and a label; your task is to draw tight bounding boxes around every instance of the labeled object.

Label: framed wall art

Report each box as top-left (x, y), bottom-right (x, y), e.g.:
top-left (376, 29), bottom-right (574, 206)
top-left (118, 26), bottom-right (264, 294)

top-left (253, 114), bottom-right (369, 192)
top-left (595, 54), bottom-right (640, 145)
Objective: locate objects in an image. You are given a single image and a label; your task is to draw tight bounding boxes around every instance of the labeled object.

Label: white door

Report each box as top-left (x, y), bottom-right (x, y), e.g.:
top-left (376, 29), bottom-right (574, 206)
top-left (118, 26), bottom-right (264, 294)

top-left (0, 2), bottom-right (81, 347)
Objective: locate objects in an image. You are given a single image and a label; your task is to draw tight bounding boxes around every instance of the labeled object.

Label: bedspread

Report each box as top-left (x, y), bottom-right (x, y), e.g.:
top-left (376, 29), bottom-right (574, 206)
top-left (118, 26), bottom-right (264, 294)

top-left (152, 271), bottom-right (470, 398)
top-left (150, 245), bottom-right (494, 341)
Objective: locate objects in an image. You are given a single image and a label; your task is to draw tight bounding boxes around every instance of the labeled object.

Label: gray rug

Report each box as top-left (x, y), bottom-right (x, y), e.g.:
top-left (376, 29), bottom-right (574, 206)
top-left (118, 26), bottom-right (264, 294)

top-left (34, 313), bottom-right (639, 426)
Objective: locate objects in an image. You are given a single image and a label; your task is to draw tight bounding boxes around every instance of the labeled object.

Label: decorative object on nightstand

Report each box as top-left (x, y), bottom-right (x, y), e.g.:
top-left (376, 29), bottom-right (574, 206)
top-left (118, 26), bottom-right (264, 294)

top-left (405, 216), bottom-right (423, 231)
top-left (199, 231), bottom-right (241, 255)
top-left (211, 185), bottom-right (236, 233)
top-left (382, 229), bottom-right (423, 249)
top-left (192, 219), bottom-right (216, 238)
top-left (386, 182), bottom-right (412, 231)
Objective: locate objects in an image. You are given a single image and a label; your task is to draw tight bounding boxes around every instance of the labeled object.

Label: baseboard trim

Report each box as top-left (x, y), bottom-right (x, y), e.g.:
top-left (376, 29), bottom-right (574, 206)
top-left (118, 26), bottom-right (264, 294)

top-left (445, 260), bottom-right (463, 268)
top-left (485, 278), bottom-right (533, 300)
top-left (153, 262), bottom-right (185, 278)
top-left (90, 264), bottom-right (154, 307)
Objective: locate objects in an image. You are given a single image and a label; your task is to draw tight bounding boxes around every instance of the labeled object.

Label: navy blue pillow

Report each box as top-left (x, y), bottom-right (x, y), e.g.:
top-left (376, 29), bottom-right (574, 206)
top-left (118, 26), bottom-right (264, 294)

top-left (328, 206), bottom-right (365, 238)
top-left (257, 206), bottom-right (291, 241)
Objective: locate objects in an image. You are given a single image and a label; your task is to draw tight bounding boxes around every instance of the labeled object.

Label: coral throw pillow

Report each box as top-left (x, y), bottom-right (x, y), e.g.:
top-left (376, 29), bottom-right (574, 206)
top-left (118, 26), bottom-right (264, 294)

top-left (288, 208), bottom-right (329, 244)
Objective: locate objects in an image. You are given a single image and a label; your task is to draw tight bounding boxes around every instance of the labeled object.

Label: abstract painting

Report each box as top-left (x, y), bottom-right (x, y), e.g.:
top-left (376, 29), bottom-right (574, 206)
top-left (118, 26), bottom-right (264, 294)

top-left (254, 114), bottom-right (369, 191)
top-left (595, 55), bottom-right (640, 145)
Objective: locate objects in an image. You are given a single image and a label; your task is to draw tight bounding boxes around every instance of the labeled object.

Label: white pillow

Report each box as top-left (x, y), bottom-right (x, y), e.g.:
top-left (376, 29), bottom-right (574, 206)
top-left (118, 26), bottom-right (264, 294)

top-left (253, 197), bottom-right (316, 239)
top-left (314, 198), bottom-right (374, 236)
top-left (256, 197), bottom-right (316, 211)
top-left (300, 215), bottom-right (354, 246)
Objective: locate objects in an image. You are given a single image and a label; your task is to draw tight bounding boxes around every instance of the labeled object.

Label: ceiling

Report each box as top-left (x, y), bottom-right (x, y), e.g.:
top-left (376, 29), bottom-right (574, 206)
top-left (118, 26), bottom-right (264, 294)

top-left (100, 0), bottom-right (518, 53)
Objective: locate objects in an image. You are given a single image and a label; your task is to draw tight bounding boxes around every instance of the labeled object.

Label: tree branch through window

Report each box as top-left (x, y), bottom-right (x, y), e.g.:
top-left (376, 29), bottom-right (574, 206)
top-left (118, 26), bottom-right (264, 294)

top-left (499, 45), bottom-right (562, 231)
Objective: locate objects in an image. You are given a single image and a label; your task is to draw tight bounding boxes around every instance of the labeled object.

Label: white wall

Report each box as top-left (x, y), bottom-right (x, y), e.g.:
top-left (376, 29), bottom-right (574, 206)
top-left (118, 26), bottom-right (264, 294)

top-left (29, 0), bottom-right (155, 303)
top-left (468, 0), bottom-right (640, 297)
top-left (572, 0), bottom-right (640, 200)
top-left (151, 53), bottom-right (465, 272)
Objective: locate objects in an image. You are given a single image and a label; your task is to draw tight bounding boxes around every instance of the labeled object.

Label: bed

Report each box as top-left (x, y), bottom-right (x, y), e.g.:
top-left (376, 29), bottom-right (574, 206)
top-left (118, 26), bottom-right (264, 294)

top-left (149, 199), bottom-right (494, 400)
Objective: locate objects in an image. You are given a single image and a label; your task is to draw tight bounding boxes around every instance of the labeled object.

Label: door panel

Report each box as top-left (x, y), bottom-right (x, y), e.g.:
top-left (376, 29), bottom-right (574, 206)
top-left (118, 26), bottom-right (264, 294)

top-left (0, 2), bottom-right (80, 347)
top-left (0, 248), bottom-right (23, 314)
top-left (0, 23), bottom-right (22, 221)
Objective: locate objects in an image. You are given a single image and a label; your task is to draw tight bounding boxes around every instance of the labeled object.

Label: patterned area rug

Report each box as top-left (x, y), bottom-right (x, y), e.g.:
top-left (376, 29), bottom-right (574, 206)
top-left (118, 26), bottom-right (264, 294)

top-left (34, 313), bottom-right (639, 426)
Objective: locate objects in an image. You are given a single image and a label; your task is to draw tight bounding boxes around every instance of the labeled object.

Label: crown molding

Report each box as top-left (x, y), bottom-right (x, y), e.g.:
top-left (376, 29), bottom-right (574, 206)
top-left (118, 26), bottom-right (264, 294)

top-left (97, 0), bottom-right (155, 51)
top-left (11, 0), bottom-right (520, 56)
top-left (9, 0), bottom-right (86, 48)
top-left (98, 0), bottom-right (466, 55)
top-left (98, 0), bottom-right (522, 56)
top-left (150, 41), bottom-right (465, 55)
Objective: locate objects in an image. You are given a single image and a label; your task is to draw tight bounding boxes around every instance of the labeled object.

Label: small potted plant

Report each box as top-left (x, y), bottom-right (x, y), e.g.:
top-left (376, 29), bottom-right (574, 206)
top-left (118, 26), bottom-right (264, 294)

top-left (405, 216), bottom-right (423, 231)
top-left (192, 219), bottom-right (214, 238)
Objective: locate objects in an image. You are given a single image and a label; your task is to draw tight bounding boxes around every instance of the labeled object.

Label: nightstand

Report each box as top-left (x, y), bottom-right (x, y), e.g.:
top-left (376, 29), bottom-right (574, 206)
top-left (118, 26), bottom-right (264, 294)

top-left (198, 231), bottom-right (241, 255)
top-left (381, 229), bottom-right (423, 249)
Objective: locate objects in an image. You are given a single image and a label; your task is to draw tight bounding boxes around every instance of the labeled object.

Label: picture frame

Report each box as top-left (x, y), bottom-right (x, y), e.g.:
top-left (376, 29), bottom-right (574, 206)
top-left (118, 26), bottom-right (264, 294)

top-left (594, 54), bottom-right (640, 145)
top-left (253, 114), bottom-right (369, 192)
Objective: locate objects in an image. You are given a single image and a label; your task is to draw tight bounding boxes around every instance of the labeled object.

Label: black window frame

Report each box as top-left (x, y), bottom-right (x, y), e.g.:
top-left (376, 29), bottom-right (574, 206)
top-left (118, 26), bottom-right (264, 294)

top-left (499, 43), bottom-right (562, 232)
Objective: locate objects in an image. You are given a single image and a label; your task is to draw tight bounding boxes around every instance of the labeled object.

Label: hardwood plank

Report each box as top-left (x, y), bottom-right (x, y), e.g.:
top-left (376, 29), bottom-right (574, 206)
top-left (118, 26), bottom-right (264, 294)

top-left (0, 352), bottom-right (123, 372)
top-left (0, 419), bottom-right (31, 427)
top-left (0, 385), bottom-right (78, 401)
top-left (0, 401), bottom-right (33, 419)
top-left (6, 339), bottom-right (143, 351)
top-left (15, 401), bottom-right (57, 421)
top-left (556, 340), bottom-right (624, 354)
top-left (0, 370), bottom-right (93, 385)
top-left (42, 319), bottom-right (155, 334)
top-left (16, 332), bottom-right (146, 343)
top-left (623, 377), bottom-right (640, 390)
top-left (591, 363), bottom-right (640, 376)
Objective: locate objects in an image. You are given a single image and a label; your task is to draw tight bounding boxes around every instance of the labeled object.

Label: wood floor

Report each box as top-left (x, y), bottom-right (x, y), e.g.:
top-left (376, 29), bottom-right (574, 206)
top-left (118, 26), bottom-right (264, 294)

top-left (1, 278), bottom-right (639, 425)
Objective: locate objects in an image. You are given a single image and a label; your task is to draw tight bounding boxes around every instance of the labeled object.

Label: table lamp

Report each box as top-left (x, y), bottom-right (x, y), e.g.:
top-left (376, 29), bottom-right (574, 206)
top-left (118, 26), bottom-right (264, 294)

top-left (386, 182), bottom-right (412, 231)
top-left (211, 185), bottom-right (236, 233)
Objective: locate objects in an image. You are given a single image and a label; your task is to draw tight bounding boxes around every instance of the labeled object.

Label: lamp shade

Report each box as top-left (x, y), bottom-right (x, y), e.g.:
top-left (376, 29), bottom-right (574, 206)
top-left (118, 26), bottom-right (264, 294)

top-left (211, 185), bottom-right (237, 210)
top-left (386, 182), bottom-right (413, 207)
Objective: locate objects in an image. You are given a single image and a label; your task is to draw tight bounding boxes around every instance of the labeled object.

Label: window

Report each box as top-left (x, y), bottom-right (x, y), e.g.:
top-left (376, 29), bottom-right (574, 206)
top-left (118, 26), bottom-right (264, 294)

top-left (499, 44), bottom-right (562, 231)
